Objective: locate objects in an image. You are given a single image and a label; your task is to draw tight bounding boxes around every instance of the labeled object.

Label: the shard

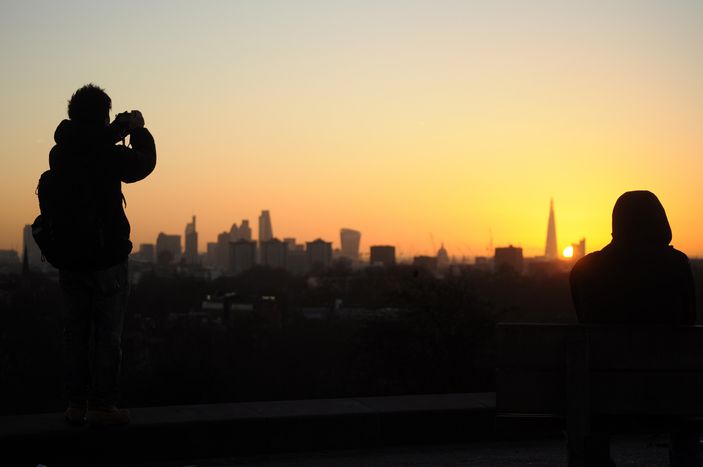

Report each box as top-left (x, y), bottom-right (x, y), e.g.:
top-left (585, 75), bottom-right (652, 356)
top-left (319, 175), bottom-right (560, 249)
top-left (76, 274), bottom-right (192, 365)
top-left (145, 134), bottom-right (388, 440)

top-left (545, 198), bottom-right (558, 259)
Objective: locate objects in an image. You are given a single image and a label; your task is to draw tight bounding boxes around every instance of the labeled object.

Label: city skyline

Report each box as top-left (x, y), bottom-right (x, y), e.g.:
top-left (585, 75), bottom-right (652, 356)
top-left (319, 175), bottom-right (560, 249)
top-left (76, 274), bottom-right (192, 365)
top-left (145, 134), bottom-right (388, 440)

top-left (125, 198), bottom-right (573, 263)
top-left (2, 2), bottom-right (702, 257)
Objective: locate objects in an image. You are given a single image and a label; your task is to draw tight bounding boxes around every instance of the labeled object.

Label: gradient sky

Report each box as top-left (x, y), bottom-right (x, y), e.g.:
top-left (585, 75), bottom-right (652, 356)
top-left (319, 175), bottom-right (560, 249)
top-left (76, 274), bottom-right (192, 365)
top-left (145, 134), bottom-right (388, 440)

top-left (1, 0), bottom-right (702, 259)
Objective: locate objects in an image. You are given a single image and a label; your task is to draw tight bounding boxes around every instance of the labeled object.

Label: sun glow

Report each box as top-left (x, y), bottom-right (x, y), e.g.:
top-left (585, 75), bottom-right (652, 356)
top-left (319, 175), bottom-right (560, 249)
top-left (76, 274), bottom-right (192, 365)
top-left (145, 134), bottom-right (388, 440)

top-left (563, 246), bottom-right (574, 258)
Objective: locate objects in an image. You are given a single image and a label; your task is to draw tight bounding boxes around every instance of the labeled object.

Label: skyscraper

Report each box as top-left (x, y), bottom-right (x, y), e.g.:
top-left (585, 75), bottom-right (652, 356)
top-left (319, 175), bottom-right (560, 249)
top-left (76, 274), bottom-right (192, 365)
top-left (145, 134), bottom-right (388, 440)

top-left (217, 231), bottom-right (231, 270)
top-left (258, 210), bottom-right (273, 243)
top-left (545, 198), bottom-right (558, 260)
top-left (184, 215), bottom-right (198, 264)
top-left (229, 239), bottom-right (257, 275)
top-left (229, 219), bottom-right (252, 241)
top-left (239, 220), bottom-right (252, 240)
top-left (156, 233), bottom-right (182, 265)
top-left (22, 224), bottom-right (43, 271)
top-left (340, 228), bottom-right (361, 260)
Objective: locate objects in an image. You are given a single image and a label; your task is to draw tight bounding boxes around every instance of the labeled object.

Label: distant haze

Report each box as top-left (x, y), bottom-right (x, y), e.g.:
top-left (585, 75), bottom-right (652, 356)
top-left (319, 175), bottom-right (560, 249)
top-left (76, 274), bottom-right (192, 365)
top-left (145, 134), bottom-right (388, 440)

top-left (1, 1), bottom-right (702, 258)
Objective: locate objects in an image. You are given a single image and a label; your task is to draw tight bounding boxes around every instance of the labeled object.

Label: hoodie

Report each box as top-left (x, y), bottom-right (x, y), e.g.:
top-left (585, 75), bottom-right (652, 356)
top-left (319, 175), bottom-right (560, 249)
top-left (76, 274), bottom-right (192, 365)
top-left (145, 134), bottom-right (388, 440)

top-left (570, 191), bottom-right (695, 324)
top-left (47, 119), bottom-right (156, 270)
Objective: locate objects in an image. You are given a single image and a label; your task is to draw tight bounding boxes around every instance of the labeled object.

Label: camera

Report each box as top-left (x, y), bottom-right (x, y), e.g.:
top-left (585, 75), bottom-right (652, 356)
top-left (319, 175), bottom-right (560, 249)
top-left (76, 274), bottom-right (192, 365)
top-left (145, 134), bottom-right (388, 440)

top-left (113, 110), bottom-right (144, 133)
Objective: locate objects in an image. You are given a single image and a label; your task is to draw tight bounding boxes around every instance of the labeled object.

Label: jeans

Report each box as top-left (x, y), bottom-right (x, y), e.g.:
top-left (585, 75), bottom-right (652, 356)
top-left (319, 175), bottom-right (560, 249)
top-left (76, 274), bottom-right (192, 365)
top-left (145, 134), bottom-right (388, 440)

top-left (59, 261), bottom-right (129, 407)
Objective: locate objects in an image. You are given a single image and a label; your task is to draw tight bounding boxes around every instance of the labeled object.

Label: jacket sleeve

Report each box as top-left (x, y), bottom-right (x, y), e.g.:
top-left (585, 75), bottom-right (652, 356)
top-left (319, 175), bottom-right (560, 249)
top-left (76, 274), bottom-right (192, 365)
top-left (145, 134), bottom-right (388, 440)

top-left (114, 127), bottom-right (156, 183)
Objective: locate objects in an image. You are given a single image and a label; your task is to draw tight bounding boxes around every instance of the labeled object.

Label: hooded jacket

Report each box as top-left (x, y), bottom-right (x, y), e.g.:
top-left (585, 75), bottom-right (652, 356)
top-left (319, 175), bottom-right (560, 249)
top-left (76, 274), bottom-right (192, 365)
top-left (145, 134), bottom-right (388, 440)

top-left (570, 191), bottom-right (695, 324)
top-left (47, 119), bottom-right (156, 270)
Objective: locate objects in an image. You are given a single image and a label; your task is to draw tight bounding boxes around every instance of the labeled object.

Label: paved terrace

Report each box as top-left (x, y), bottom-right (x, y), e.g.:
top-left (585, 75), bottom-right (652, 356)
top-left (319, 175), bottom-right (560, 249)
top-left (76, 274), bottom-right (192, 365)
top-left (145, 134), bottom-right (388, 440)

top-left (0, 393), bottom-right (678, 466)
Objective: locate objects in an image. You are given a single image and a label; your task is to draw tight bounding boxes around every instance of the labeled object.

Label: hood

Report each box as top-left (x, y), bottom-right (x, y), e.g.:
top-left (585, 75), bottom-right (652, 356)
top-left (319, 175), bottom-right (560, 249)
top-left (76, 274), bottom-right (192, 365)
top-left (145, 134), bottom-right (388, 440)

top-left (50, 119), bottom-right (118, 172)
top-left (611, 191), bottom-right (672, 246)
top-left (53, 119), bottom-right (106, 147)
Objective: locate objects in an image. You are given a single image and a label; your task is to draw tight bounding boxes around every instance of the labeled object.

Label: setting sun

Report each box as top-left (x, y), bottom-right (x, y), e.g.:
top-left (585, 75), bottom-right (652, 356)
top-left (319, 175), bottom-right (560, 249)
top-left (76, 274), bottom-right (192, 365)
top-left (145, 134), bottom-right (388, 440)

top-left (563, 246), bottom-right (574, 258)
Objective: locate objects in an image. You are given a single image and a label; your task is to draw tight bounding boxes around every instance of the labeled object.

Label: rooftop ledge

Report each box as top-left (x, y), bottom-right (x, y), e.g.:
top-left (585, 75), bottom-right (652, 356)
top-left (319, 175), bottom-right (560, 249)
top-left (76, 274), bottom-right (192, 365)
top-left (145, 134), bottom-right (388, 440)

top-left (0, 392), bottom-right (496, 465)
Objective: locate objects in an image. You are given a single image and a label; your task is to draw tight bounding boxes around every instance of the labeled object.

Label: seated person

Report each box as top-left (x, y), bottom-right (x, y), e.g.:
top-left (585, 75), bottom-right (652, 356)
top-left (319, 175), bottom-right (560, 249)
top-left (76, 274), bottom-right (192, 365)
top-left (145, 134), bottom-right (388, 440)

top-left (570, 190), bottom-right (699, 467)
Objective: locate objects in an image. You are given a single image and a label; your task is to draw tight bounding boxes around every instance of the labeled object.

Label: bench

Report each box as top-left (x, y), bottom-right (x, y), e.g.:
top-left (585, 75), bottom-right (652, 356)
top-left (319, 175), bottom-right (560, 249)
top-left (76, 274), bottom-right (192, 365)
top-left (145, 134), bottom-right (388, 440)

top-left (496, 323), bottom-right (703, 465)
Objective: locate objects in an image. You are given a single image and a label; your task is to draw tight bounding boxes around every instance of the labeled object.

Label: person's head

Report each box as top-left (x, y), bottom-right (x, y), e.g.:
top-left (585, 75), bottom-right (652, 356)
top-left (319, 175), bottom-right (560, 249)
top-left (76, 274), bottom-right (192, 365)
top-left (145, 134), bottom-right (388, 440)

top-left (67, 84), bottom-right (111, 126)
top-left (611, 190), bottom-right (672, 246)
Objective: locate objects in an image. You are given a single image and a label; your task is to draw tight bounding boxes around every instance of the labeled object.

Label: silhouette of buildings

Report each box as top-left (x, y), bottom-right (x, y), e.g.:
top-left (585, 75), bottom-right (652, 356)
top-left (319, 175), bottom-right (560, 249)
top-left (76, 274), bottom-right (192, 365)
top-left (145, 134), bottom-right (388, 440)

top-left (205, 242), bottom-right (218, 268)
top-left (230, 220), bottom-right (252, 241)
top-left (283, 237), bottom-right (299, 250)
top-left (156, 233), bottom-right (181, 265)
top-left (22, 224), bottom-right (43, 271)
top-left (340, 229), bottom-right (361, 260)
top-left (258, 210), bottom-right (273, 243)
top-left (545, 198), bottom-right (558, 260)
top-left (307, 239), bottom-right (332, 271)
top-left (494, 245), bottom-right (524, 273)
top-left (216, 232), bottom-right (231, 270)
top-left (0, 250), bottom-right (19, 264)
top-left (230, 239), bottom-right (256, 275)
top-left (184, 216), bottom-right (198, 265)
top-left (260, 238), bottom-right (287, 269)
top-left (370, 245), bottom-right (396, 267)
top-left (571, 238), bottom-right (586, 261)
top-left (207, 220), bottom-right (254, 272)
top-left (135, 243), bottom-right (155, 263)
top-left (413, 255), bottom-right (438, 271)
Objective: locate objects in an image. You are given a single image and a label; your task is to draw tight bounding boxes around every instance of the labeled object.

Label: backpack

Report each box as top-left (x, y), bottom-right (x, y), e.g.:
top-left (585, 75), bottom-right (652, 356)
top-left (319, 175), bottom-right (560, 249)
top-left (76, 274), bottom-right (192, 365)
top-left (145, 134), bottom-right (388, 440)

top-left (32, 169), bottom-right (124, 270)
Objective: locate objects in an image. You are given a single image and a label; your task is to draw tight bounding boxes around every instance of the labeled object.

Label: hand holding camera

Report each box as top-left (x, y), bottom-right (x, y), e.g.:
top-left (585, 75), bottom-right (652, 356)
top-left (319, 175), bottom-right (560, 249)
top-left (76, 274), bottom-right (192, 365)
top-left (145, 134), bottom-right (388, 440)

top-left (114, 110), bottom-right (145, 132)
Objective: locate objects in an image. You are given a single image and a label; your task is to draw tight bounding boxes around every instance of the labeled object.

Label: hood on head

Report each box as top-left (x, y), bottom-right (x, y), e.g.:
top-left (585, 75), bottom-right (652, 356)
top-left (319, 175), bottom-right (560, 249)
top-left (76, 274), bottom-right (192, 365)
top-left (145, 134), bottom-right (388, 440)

top-left (611, 190), bottom-right (672, 246)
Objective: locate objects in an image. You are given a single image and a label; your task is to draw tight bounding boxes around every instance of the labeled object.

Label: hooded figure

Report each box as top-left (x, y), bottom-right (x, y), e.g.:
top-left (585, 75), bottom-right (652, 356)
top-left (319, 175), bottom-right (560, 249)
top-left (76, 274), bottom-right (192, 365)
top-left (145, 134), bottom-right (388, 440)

top-left (570, 190), bottom-right (695, 324)
top-left (569, 192), bottom-right (700, 467)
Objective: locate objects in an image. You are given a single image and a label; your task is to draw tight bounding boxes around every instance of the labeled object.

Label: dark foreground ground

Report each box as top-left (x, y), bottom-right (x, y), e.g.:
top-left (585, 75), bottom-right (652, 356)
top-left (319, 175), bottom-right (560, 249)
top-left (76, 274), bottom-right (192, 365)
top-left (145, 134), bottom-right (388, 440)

top-left (122, 436), bottom-right (672, 467)
top-left (2, 394), bottom-right (687, 467)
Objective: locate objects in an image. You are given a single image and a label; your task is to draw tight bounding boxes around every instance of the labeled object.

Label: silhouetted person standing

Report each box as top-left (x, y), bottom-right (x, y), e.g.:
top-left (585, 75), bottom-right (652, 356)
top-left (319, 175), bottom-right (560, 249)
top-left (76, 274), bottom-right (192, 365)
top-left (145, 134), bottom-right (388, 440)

top-left (45, 84), bottom-right (156, 426)
top-left (570, 190), bottom-right (699, 467)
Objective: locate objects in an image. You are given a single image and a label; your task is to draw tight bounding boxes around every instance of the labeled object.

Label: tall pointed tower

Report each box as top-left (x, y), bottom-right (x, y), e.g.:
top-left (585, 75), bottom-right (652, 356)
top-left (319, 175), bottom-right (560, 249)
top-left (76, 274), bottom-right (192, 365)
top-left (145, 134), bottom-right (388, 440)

top-left (545, 198), bottom-right (558, 259)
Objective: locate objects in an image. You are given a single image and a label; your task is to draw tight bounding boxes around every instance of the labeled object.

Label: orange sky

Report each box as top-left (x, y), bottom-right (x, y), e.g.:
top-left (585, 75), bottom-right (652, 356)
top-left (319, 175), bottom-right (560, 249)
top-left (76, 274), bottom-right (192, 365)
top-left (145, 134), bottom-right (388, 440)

top-left (1, 1), bottom-right (702, 259)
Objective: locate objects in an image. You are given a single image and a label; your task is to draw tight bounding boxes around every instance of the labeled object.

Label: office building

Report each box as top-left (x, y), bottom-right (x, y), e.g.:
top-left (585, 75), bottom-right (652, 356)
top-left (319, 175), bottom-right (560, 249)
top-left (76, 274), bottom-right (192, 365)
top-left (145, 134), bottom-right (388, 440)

top-left (184, 215), bottom-right (198, 264)
top-left (205, 242), bottom-right (218, 268)
top-left (137, 243), bottom-right (155, 263)
top-left (307, 239), bottom-right (332, 271)
top-left (260, 238), bottom-right (287, 269)
top-left (340, 228), bottom-right (361, 260)
top-left (230, 239), bottom-right (256, 275)
top-left (239, 220), bottom-right (252, 240)
top-left (494, 245), bottom-right (524, 273)
top-left (370, 245), bottom-right (396, 267)
top-left (156, 233), bottom-right (181, 265)
top-left (230, 219), bottom-right (252, 242)
top-left (258, 210), bottom-right (273, 243)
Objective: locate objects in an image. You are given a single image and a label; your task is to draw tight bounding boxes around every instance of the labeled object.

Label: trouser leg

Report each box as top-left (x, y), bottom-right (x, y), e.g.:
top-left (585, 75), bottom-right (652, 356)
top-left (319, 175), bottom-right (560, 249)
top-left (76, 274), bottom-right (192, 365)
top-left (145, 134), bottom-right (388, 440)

top-left (60, 271), bottom-right (92, 406)
top-left (90, 261), bottom-right (129, 407)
